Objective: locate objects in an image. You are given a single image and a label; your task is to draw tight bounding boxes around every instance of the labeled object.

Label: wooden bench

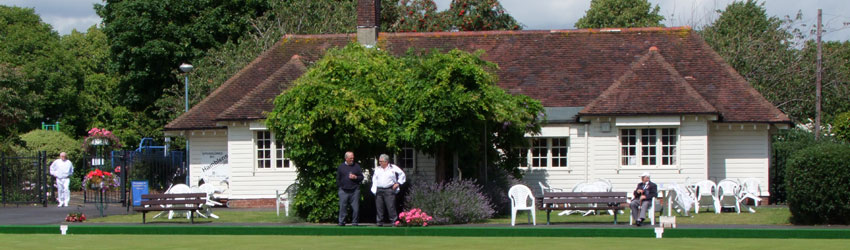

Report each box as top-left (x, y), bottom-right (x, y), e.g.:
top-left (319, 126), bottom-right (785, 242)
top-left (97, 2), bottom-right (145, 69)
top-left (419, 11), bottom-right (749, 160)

top-left (133, 193), bottom-right (206, 224)
top-left (537, 192), bottom-right (628, 225)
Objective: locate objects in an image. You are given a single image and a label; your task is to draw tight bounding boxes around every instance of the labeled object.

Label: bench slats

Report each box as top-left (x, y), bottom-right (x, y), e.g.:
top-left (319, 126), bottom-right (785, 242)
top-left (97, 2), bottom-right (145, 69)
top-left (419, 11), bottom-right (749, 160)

top-left (140, 200), bottom-right (205, 206)
top-left (542, 198), bottom-right (625, 204)
top-left (142, 193), bottom-right (206, 199)
top-left (134, 192), bottom-right (207, 224)
top-left (134, 206), bottom-right (200, 211)
top-left (538, 191), bottom-right (628, 225)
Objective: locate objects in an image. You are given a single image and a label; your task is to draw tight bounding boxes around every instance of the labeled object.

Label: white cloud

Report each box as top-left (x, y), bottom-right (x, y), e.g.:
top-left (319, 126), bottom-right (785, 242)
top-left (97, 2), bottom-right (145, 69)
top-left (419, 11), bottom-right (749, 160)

top-left (40, 14), bottom-right (101, 34)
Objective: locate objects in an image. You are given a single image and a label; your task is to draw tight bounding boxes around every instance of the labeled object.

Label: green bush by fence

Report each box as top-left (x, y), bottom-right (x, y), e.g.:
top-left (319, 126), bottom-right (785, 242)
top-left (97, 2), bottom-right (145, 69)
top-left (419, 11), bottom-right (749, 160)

top-left (786, 142), bottom-right (850, 225)
top-left (770, 129), bottom-right (818, 204)
top-left (834, 111), bottom-right (850, 143)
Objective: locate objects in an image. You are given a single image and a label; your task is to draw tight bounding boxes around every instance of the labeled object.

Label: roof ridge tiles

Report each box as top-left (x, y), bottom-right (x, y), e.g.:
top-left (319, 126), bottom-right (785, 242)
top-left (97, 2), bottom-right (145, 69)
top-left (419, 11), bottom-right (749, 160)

top-left (283, 26), bottom-right (693, 40)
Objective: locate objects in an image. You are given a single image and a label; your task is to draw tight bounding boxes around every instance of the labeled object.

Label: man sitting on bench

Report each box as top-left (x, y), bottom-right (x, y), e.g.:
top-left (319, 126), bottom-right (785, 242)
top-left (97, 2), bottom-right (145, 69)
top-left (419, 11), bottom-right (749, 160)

top-left (630, 172), bottom-right (657, 227)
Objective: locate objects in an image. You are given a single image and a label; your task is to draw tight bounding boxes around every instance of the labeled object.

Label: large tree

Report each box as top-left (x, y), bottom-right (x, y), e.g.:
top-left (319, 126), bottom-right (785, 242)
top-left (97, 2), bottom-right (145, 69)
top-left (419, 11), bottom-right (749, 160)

top-left (266, 44), bottom-right (542, 222)
top-left (575, 0), bottom-right (664, 28)
top-left (0, 6), bottom-right (86, 136)
top-left (94, 0), bottom-right (270, 111)
top-left (700, 0), bottom-right (850, 122)
top-left (384, 0), bottom-right (521, 32)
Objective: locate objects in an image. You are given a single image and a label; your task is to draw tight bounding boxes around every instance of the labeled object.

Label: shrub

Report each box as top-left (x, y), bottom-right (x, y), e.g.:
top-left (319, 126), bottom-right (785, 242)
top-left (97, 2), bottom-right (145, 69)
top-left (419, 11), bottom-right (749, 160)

top-left (404, 178), bottom-right (494, 224)
top-left (770, 129), bottom-right (817, 204)
top-left (786, 142), bottom-right (850, 225)
top-left (833, 111), bottom-right (850, 143)
top-left (16, 130), bottom-right (83, 159)
top-left (16, 130), bottom-right (85, 191)
top-left (480, 167), bottom-right (522, 216)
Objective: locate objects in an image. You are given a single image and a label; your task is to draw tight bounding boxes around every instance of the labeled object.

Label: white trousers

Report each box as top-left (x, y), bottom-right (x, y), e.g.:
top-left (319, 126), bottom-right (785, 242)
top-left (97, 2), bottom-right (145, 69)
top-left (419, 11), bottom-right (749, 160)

top-left (56, 178), bottom-right (70, 205)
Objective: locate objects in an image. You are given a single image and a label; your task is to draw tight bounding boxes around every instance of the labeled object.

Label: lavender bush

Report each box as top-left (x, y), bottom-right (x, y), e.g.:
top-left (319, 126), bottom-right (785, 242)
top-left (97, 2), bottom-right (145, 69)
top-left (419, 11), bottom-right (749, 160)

top-left (405, 178), bottom-right (495, 224)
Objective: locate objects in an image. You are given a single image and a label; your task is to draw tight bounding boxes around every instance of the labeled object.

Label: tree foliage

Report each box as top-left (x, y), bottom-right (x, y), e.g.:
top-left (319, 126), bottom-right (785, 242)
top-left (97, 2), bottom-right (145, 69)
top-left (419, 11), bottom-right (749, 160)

top-left (575, 0), bottom-right (664, 29)
top-left (94, 0), bottom-right (271, 110)
top-left (0, 6), bottom-right (86, 137)
top-left (266, 44), bottom-right (542, 222)
top-left (701, 0), bottom-right (850, 123)
top-left (384, 0), bottom-right (520, 32)
top-left (786, 142), bottom-right (850, 225)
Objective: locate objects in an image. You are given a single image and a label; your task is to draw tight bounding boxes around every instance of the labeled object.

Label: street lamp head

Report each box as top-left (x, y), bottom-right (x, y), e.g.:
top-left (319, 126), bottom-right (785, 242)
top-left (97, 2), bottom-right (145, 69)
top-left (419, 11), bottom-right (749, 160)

top-left (179, 63), bottom-right (194, 73)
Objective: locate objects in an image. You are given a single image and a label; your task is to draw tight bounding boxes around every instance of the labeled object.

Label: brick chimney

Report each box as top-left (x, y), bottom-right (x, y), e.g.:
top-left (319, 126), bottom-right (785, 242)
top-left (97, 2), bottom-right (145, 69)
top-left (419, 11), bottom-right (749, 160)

top-left (357, 0), bottom-right (380, 47)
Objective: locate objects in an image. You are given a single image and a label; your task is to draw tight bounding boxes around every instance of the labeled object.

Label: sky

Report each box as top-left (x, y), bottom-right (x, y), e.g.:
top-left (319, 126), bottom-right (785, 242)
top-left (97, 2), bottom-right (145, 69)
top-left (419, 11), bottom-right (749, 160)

top-left (2, 0), bottom-right (848, 41)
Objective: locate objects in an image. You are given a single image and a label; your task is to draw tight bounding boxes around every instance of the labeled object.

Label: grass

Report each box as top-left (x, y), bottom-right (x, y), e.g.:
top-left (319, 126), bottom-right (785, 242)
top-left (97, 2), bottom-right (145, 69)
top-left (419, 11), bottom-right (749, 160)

top-left (86, 210), bottom-right (305, 224)
top-left (86, 207), bottom-right (790, 226)
top-left (1, 235), bottom-right (847, 249)
top-left (487, 207), bottom-right (791, 225)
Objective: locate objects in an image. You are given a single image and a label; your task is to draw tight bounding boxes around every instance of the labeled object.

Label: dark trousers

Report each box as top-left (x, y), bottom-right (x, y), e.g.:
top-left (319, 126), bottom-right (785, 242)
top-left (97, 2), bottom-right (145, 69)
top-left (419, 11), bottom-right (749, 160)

top-left (339, 187), bottom-right (360, 224)
top-left (375, 188), bottom-right (397, 224)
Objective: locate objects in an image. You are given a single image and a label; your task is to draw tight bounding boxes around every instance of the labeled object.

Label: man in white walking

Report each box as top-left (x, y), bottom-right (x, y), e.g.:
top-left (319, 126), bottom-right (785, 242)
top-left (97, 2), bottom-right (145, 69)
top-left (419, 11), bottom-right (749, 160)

top-left (50, 152), bottom-right (73, 207)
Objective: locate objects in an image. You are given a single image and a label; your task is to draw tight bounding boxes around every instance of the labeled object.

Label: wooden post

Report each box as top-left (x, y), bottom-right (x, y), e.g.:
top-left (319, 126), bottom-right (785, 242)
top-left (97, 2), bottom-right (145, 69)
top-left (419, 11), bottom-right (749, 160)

top-left (815, 9), bottom-right (823, 140)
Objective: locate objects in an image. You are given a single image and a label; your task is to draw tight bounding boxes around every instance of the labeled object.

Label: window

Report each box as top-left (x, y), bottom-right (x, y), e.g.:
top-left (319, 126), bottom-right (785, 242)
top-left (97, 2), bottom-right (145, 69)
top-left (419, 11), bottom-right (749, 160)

top-left (551, 138), bottom-right (568, 167)
top-left (621, 129), bottom-right (637, 165)
top-left (276, 140), bottom-right (290, 168)
top-left (531, 139), bottom-right (548, 167)
top-left (525, 137), bottom-right (569, 168)
top-left (620, 128), bottom-right (677, 166)
top-left (256, 131), bottom-right (272, 169)
top-left (255, 131), bottom-right (293, 170)
top-left (517, 147), bottom-right (529, 168)
top-left (394, 147), bottom-right (415, 169)
top-left (661, 128), bottom-right (677, 165)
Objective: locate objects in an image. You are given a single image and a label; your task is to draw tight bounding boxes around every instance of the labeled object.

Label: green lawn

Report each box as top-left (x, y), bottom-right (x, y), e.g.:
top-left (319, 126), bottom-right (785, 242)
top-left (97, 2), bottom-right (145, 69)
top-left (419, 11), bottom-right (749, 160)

top-left (87, 210), bottom-right (304, 224)
top-left (488, 207), bottom-right (790, 225)
top-left (88, 207), bottom-right (790, 225)
top-left (1, 235), bottom-right (847, 250)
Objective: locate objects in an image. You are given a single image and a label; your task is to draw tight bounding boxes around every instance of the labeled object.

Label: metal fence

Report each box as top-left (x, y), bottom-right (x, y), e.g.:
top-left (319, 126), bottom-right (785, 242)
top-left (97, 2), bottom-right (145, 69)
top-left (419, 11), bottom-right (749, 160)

top-left (82, 150), bottom-right (186, 205)
top-left (0, 151), bottom-right (49, 207)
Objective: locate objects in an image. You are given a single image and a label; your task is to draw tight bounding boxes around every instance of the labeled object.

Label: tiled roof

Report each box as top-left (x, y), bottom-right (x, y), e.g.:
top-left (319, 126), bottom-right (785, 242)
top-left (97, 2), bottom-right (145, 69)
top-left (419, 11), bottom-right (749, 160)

top-left (165, 27), bottom-right (790, 131)
top-left (579, 47), bottom-right (718, 116)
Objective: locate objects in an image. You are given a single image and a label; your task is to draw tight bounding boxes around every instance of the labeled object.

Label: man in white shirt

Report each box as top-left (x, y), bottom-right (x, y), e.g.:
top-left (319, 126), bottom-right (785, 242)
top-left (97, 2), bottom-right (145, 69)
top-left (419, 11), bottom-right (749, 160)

top-left (371, 154), bottom-right (406, 226)
top-left (49, 152), bottom-right (74, 207)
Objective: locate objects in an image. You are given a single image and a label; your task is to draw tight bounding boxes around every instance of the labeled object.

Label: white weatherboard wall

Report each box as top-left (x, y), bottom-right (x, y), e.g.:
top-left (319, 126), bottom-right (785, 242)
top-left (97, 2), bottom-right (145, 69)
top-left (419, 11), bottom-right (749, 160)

top-left (188, 130), bottom-right (228, 196)
top-left (522, 124), bottom-right (587, 196)
top-left (227, 122), bottom-right (296, 199)
top-left (525, 116), bottom-right (713, 193)
top-left (708, 123), bottom-right (770, 196)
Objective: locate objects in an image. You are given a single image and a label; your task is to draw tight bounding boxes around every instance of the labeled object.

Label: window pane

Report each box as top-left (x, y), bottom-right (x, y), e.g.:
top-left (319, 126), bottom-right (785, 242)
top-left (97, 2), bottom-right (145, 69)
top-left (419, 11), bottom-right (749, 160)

top-left (256, 131), bottom-right (271, 169)
top-left (620, 129), bottom-right (637, 166)
top-left (551, 138), bottom-right (569, 167)
top-left (641, 129), bottom-right (657, 166)
top-left (531, 139), bottom-right (547, 167)
top-left (661, 128), bottom-right (677, 165)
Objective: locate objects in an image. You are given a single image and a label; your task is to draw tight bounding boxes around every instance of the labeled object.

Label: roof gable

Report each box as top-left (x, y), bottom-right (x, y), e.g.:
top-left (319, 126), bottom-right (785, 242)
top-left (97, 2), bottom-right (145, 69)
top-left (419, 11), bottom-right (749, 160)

top-left (217, 55), bottom-right (307, 121)
top-left (579, 47), bottom-right (717, 116)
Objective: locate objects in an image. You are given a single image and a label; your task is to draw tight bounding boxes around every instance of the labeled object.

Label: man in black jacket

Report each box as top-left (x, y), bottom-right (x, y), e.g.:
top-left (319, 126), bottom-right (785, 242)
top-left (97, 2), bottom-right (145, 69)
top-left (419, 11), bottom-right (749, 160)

top-left (337, 151), bottom-right (364, 226)
top-left (630, 172), bottom-right (657, 226)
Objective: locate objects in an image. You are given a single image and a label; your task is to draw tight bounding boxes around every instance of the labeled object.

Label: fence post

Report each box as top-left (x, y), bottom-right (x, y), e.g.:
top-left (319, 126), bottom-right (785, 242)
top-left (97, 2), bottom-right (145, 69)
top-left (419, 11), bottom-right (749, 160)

top-left (1, 152), bottom-right (5, 206)
top-left (40, 151), bottom-right (47, 207)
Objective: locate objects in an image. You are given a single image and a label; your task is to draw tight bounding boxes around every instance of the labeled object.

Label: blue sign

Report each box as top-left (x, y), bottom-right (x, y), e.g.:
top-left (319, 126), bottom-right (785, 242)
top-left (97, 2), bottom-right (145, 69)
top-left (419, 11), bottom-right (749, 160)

top-left (131, 181), bottom-right (149, 206)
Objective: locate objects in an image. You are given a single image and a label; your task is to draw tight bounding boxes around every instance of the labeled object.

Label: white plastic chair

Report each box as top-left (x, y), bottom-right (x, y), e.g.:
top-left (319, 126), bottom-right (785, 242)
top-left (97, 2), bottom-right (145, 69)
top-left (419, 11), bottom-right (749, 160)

top-left (739, 178), bottom-right (762, 212)
top-left (276, 182), bottom-right (298, 217)
top-left (717, 179), bottom-right (742, 213)
top-left (165, 184), bottom-right (192, 220)
top-left (197, 183), bottom-right (221, 219)
top-left (692, 180), bottom-right (720, 214)
top-left (508, 184), bottom-right (536, 226)
top-left (629, 195), bottom-right (656, 226)
top-left (668, 184), bottom-right (694, 216)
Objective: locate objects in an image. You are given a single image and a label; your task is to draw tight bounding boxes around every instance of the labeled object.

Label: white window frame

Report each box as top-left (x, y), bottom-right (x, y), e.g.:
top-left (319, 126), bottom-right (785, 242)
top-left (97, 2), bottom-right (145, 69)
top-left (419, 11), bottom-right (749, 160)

top-left (521, 137), bottom-right (570, 169)
top-left (254, 130), bottom-right (295, 171)
top-left (393, 147), bottom-right (416, 169)
top-left (618, 127), bottom-right (678, 167)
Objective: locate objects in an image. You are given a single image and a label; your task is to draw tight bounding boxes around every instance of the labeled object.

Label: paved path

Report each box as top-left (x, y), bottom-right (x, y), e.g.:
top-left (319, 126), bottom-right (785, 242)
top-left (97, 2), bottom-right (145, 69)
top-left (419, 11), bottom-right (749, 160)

top-left (1, 192), bottom-right (127, 224)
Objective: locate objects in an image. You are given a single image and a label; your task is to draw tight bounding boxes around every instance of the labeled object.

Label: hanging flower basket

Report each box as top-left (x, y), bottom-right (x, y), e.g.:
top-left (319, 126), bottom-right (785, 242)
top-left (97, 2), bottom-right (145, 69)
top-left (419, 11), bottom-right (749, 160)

top-left (82, 127), bottom-right (121, 153)
top-left (83, 169), bottom-right (120, 191)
